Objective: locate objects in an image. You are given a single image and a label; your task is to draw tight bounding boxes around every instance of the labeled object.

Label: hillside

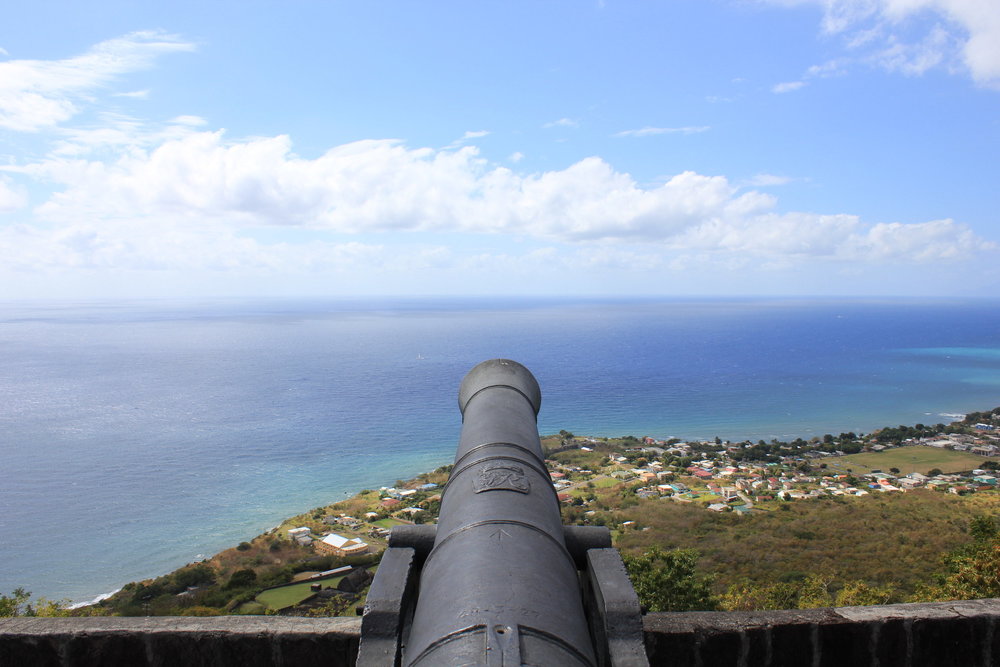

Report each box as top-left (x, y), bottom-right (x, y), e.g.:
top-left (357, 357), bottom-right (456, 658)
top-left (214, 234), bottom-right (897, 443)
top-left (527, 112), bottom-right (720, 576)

top-left (8, 408), bottom-right (997, 617)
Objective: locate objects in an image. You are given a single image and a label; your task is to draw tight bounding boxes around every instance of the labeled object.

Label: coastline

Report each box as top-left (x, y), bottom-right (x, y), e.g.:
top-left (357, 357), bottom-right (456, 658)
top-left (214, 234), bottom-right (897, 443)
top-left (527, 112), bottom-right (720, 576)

top-left (67, 407), bottom-right (1000, 615)
top-left (6, 298), bottom-right (1000, 605)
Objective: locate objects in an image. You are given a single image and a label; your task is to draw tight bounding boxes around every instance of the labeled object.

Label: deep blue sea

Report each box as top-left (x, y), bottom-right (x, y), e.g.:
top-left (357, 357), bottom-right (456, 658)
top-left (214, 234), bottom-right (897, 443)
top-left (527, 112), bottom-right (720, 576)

top-left (2, 297), bottom-right (999, 604)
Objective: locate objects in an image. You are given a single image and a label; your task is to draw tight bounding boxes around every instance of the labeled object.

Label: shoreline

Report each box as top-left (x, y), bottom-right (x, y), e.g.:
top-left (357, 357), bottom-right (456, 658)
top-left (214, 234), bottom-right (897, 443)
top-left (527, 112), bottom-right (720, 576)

top-left (67, 407), bottom-right (1000, 611)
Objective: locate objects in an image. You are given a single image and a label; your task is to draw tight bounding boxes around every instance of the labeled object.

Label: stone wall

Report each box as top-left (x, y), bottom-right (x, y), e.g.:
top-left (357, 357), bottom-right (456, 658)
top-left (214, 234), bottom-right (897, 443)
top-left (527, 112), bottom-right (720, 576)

top-left (2, 598), bottom-right (998, 666)
top-left (0, 616), bottom-right (360, 667)
top-left (644, 598), bottom-right (1000, 666)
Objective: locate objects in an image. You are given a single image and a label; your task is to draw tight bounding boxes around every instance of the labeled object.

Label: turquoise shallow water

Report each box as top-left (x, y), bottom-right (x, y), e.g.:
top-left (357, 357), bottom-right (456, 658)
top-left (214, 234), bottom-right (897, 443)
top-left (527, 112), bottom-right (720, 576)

top-left (1, 297), bottom-right (999, 603)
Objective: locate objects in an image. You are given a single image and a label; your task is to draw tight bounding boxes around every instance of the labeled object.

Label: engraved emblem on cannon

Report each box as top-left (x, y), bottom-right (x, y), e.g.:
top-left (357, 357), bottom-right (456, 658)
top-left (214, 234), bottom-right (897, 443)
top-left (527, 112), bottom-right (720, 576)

top-left (472, 461), bottom-right (530, 494)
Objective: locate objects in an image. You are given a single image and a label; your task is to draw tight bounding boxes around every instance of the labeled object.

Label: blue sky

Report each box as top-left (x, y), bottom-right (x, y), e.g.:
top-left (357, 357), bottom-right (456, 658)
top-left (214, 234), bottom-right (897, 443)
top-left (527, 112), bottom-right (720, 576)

top-left (1, 0), bottom-right (998, 298)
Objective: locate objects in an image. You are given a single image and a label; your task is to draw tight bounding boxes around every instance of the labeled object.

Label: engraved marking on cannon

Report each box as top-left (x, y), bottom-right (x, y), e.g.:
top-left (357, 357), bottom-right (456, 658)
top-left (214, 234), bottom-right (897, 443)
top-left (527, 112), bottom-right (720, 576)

top-left (472, 462), bottom-right (530, 494)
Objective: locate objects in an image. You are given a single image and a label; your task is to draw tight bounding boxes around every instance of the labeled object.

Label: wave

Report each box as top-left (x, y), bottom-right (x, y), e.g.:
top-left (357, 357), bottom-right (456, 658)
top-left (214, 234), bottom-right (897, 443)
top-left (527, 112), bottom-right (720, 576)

top-left (68, 588), bottom-right (120, 609)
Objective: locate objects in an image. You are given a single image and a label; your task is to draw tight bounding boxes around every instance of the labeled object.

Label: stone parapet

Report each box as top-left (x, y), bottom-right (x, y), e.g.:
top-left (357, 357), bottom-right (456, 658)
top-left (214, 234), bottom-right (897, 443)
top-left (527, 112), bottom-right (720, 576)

top-left (2, 598), bottom-right (999, 666)
top-left (644, 598), bottom-right (1000, 666)
top-left (0, 616), bottom-right (361, 666)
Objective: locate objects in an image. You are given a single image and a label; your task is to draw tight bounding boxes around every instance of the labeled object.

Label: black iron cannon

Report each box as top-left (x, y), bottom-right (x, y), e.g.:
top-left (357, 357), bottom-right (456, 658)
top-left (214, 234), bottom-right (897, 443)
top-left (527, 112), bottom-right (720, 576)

top-left (358, 359), bottom-right (647, 666)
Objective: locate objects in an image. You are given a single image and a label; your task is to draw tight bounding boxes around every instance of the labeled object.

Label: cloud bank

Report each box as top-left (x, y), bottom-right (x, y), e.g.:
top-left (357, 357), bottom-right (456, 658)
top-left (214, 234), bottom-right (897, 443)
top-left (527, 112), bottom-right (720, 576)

top-left (0, 27), bottom-right (995, 296)
top-left (2, 132), bottom-right (991, 277)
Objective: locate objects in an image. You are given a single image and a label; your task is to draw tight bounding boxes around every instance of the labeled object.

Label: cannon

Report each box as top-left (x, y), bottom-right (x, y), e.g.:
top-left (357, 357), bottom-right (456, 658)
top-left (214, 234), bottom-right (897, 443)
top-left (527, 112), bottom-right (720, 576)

top-left (358, 359), bottom-right (647, 666)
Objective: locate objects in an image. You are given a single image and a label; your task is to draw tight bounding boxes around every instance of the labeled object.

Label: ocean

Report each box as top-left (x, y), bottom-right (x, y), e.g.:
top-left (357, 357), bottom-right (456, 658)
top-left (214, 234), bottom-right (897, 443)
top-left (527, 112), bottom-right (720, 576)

top-left (2, 296), bottom-right (999, 604)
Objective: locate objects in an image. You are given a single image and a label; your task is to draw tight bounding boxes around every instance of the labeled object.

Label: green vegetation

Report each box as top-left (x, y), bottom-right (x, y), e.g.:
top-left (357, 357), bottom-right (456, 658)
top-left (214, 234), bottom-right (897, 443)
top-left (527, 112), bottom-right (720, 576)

top-left (610, 489), bottom-right (995, 595)
top-left (0, 588), bottom-right (73, 617)
top-left (622, 547), bottom-right (716, 611)
top-left (817, 446), bottom-right (987, 475)
top-left (255, 577), bottom-right (345, 611)
top-left (9, 408), bottom-right (998, 617)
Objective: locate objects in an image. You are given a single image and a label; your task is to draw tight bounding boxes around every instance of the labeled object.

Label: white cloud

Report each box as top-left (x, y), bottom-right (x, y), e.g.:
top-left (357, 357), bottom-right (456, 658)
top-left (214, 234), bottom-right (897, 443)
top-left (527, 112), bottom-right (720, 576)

top-left (613, 126), bottom-right (710, 137)
top-left (170, 115), bottom-right (208, 127)
top-left (0, 31), bottom-right (195, 132)
top-left (742, 173), bottom-right (795, 187)
top-left (544, 117), bottom-right (580, 128)
top-left (45, 113), bottom-right (211, 157)
top-left (0, 176), bottom-right (27, 211)
top-left (765, 0), bottom-right (1000, 88)
top-left (772, 80), bottom-right (807, 93)
top-left (509, 151), bottom-right (524, 163)
top-left (444, 129), bottom-right (491, 149)
top-left (10, 131), bottom-right (991, 274)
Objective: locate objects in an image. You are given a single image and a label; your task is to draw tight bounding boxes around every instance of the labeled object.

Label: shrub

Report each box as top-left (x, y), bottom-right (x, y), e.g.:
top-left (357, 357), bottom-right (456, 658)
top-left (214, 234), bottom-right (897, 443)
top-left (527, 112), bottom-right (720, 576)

top-left (226, 569), bottom-right (257, 589)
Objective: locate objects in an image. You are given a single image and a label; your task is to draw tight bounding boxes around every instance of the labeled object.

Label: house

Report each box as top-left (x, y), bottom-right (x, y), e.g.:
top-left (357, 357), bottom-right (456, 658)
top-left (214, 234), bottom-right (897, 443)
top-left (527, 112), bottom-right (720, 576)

top-left (315, 533), bottom-right (369, 557)
top-left (707, 503), bottom-right (728, 512)
top-left (288, 527), bottom-right (311, 540)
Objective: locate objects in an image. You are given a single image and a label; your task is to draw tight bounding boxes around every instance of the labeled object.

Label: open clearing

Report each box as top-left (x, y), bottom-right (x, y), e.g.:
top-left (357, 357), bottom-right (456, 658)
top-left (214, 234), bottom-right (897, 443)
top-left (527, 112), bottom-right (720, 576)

top-left (817, 445), bottom-right (989, 475)
top-left (255, 576), bottom-right (346, 610)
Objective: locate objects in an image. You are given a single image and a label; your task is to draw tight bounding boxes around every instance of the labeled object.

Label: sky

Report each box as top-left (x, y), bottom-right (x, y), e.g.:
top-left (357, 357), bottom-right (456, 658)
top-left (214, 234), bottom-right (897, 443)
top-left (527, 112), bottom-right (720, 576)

top-left (1, 0), bottom-right (998, 299)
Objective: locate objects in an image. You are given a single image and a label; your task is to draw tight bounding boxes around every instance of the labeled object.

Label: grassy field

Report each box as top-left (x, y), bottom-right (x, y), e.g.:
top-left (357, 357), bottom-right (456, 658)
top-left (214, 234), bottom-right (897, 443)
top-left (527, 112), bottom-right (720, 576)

top-left (614, 488), bottom-right (1000, 595)
top-left (590, 476), bottom-right (623, 489)
top-left (816, 445), bottom-right (988, 475)
top-left (372, 518), bottom-right (407, 529)
top-left (255, 576), bottom-right (345, 611)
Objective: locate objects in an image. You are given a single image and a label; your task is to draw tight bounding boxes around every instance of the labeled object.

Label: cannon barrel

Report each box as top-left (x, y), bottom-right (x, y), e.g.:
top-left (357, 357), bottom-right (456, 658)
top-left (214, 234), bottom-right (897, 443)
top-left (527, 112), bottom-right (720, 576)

top-left (404, 359), bottom-right (595, 665)
top-left (358, 360), bottom-right (647, 667)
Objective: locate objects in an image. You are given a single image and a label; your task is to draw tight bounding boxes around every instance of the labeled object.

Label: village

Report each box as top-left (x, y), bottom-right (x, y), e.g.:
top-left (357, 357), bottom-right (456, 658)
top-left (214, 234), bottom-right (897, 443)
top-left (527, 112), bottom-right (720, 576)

top-left (87, 410), bottom-right (1000, 617)
top-left (543, 423), bottom-right (999, 520)
top-left (280, 418), bottom-right (1000, 555)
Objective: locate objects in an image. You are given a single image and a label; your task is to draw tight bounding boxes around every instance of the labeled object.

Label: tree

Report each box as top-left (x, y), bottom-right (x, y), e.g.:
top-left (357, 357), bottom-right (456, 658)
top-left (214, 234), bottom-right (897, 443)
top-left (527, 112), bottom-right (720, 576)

top-left (889, 467), bottom-right (900, 475)
top-left (226, 569), bottom-right (258, 589)
top-left (0, 588), bottom-right (68, 617)
top-left (834, 581), bottom-right (895, 607)
top-left (0, 588), bottom-right (31, 616)
top-left (622, 547), bottom-right (717, 612)
top-left (720, 581), bottom-right (799, 611)
top-left (914, 515), bottom-right (1000, 602)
